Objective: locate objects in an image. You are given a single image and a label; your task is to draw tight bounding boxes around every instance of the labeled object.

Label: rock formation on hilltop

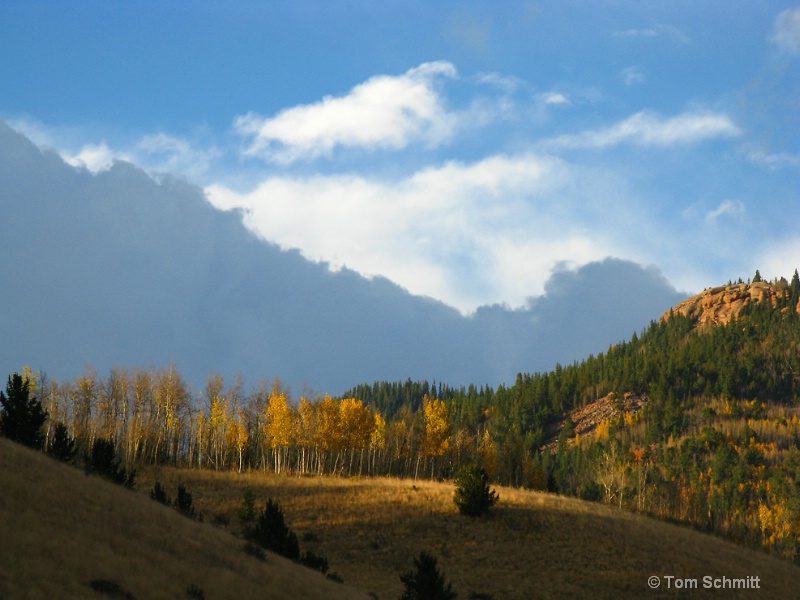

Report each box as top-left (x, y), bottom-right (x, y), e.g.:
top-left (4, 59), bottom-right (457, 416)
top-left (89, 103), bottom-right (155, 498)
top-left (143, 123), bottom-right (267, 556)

top-left (662, 281), bottom-right (800, 328)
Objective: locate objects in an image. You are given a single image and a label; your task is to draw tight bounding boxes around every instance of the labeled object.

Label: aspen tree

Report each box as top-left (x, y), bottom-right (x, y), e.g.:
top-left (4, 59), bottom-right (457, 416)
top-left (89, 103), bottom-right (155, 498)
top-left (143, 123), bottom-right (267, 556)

top-left (265, 391), bottom-right (294, 474)
top-left (206, 374), bottom-right (228, 470)
top-left (369, 411), bottom-right (386, 476)
top-left (230, 407), bottom-right (250, 473)
top-left (295, 396), bottom-right (315, 475)
top-left (315, 395), bottom-right (343, 474)
top-left (339, 398), bottom-right (374, 475)
top-left (422, 395), bottom-right (451, 479)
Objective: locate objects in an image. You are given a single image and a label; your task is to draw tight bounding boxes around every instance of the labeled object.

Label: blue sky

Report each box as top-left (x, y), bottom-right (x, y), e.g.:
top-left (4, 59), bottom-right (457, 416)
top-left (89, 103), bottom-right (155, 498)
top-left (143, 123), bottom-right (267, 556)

top-left (2, 1), bottom-right (799, 314)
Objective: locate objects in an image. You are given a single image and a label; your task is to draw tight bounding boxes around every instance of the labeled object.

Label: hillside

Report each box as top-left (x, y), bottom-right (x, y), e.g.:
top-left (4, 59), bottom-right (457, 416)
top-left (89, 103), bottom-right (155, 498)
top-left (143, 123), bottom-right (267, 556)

top-left (137, 465), bottom-right (800, 599)
top-left (0, 438), bottom-right (369, 600)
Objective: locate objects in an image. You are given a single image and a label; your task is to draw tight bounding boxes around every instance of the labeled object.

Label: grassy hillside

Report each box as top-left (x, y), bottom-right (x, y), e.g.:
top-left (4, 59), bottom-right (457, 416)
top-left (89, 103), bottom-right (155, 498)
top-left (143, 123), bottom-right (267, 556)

top-left (138, 466), bottom-right (800, 599)
top-left (0, 438), bottom-right (369, 600)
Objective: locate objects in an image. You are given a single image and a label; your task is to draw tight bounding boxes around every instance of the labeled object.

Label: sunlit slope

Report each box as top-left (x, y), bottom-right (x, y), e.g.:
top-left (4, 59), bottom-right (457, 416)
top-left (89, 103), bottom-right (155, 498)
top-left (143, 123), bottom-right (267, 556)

top-left (0, 439), bottom-right (369, 600)
top-left (141, 467), bottom-right (800, 600)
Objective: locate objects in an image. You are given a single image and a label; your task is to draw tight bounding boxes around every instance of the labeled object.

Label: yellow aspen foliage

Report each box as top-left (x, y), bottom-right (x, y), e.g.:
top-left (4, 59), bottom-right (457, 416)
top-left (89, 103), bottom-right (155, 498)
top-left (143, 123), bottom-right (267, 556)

top-left (265, 392), bottom-right (294, 449)
top-left (265, 391), bottom-right (294, 474)
top-left (422, 395), bottom-right (450, 458)
top-left (596, 418), bottom-right (611, 441)
top-left (371, 411), bottom-right (386, 450)
top-left (339, 398), bottom-right (374, 451)
top-left (758, 502), bottom-right (796, 552)
top-left (478, 430), bottom-right (498, 479)
top-left (315, 394), bottom-right (343, 453)
top-left (295, 397), bottom-right (316, 449)
top-left (21, 366), bottom-right (39, 396)
top-left (229, 408), bottom-right (249, 473)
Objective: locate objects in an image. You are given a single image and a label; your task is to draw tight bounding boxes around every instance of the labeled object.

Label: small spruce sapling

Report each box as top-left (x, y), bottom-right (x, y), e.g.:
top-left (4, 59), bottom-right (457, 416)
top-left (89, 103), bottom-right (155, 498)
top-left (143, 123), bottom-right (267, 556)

top-left (249, 498), bottom-right (300, 561)
top-left (150, 481), bottom-right (171, 505)
top-left (399, 551), bottom-right (457, 600)
top-left (238, 486), bottom-right (256, 530)
top-left (174, 483), bottom-right (201, 520)
top-left (453, 464), bottom-right (498, 517)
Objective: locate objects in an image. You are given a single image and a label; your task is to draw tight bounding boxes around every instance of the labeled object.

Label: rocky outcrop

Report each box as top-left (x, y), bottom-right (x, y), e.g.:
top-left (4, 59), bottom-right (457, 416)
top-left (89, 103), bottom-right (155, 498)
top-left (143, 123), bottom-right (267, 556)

top-left (662, 282), bottom-right (800, 328)
top-left (542, 392), bottom-right (648, 451)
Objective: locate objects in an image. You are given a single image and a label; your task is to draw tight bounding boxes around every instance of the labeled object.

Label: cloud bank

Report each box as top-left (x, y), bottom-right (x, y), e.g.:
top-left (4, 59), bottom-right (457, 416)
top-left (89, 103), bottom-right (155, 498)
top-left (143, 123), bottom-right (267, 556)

top-left (0, 121), bottom-right (687, 394)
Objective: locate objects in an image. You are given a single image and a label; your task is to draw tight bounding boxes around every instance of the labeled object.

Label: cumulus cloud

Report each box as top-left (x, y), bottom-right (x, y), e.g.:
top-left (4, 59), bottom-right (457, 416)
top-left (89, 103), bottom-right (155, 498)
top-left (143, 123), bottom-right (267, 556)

top-left (771, 7), bottom-right (800, 54)
top-left (543, 110), bottom-right (741, 150)
top-left (206, 153), bottom-right (626, 313)
top-left (234, 61), bottom-right (459, 163)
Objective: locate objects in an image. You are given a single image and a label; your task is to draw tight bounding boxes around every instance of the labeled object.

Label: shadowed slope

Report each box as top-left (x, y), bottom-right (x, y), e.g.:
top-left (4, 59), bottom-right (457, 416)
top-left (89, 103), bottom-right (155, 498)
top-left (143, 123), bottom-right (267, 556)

top-left (0, 439), bottom-right (369, 600)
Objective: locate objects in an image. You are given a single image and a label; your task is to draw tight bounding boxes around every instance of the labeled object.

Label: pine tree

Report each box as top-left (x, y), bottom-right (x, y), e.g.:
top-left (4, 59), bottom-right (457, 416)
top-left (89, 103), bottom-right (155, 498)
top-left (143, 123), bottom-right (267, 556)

top-left (0, 373), bottom-right (48, 448)
top-left (249, 498), bottom-right (300, 560)
top-left (174, 483), bottom-right (200, 520)
top-left (453, 464), bottom-right (498, 517)
top-left (399, 552), bottom-right (457, 600)
top-left (48, 422), bottom-right (76, 463)
top-left (88, 437), bottom-right (134, 487)
top-left (150, 481), bottom-right (171, 505)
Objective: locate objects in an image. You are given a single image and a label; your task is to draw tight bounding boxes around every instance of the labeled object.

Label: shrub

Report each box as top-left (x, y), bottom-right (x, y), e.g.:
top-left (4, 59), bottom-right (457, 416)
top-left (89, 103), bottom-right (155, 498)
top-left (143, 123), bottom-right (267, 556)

top-left (399, 551), bottom-right (457, 600)
top-left (453, 464), bottom-right (498, 517)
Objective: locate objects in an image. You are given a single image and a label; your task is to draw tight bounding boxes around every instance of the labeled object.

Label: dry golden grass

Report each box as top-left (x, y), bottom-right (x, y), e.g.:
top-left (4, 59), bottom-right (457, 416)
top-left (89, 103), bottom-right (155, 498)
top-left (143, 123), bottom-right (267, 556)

top-left (0, 439), bottom-right (370, 600)
top-left (138, 467), bottom-right (800, 599)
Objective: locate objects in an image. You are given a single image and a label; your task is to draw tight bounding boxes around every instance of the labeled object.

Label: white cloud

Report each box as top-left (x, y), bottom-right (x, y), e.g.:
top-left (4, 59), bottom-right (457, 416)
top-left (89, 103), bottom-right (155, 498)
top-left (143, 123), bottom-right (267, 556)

top-left (613, 25), bottom-right (689, 45)
top-left (757, 238), bottom-right (800, 282)
top-left (133, 133), bottom-right (221, 180)
top-left (621, 66), bottom-right (645, 86)
top-left (613, 28), bottom-right (658, 39)
top-left (771, 7), bottom-right (800, 54)
top-left (705, 199), bottom-right (745, 224)
top-left (744, 145), bottom-right (800, 171)
top-left (206, 153), bottom-right (625, 313)
top-left (234, 61), bottom-right (459, 163)
top-left (64, 142), bottom-right (117, 173)
top-left (539, 92), bottom-right (570, 105)
top-left (543, 110), bottom-right (740, 150)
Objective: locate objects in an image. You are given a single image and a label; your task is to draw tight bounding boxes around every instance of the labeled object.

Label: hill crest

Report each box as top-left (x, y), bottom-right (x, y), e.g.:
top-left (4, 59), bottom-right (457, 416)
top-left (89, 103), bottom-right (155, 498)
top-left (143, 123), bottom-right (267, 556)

top-left (663, 281), bottom-right (800, 328)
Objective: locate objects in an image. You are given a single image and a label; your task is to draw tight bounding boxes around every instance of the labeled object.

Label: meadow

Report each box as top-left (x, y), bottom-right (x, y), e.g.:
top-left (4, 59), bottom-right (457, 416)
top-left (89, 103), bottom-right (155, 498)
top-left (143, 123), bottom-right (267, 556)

top-left (139, 466), bottom-right (800, 599)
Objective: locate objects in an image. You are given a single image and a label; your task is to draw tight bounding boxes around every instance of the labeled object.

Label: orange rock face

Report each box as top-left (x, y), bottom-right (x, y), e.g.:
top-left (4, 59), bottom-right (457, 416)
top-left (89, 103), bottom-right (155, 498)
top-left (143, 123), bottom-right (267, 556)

top-left (663, 282), bottom-right (797, 328)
